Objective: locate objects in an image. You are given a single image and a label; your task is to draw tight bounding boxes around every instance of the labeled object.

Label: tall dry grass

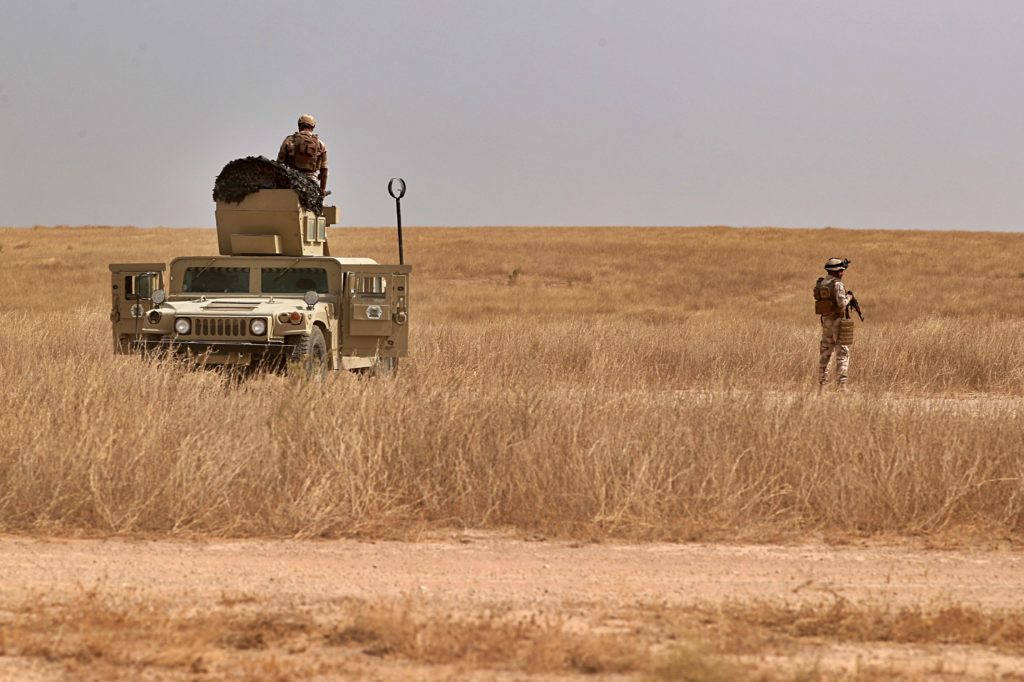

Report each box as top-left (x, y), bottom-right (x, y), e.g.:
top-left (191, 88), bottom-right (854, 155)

top-left (1, 225), bottom-right (1023, 539)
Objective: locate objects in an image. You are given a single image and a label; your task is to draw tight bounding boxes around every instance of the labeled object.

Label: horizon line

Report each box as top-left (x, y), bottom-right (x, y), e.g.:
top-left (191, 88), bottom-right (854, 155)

top-left (2, 223), bottom-right (1023, 235)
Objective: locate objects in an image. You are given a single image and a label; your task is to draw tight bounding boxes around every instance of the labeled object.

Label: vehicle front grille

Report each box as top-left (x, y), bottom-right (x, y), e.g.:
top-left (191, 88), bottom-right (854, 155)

top-left (194, 317), bottom-right (249, 338)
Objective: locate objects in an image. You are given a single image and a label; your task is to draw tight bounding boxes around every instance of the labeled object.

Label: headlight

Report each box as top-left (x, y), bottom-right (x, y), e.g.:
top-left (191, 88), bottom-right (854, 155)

top-left (152, 289), bottom-right (167, 305)
top-left (147, 310), bottom-right (163, 324)
top-left (174, 318), bottom-right (191, 335)
top-left (250, 318), bottom-right (267, 336)
top-left (277, 312), bottom-right (304, 325)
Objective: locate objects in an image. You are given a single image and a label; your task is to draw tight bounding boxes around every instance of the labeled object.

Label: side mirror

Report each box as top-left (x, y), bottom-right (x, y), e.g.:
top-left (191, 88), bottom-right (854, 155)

top-left (136, 273), bottom-right (154, 299)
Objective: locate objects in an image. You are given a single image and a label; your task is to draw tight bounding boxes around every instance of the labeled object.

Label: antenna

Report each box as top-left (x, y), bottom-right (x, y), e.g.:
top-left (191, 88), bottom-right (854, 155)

top-left (388, 178), bottom-right (406, 265)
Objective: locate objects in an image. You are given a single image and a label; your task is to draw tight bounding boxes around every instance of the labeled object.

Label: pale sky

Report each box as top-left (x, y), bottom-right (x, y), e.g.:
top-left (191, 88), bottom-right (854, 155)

top-left (1, 0), bottom-right (1022, 229)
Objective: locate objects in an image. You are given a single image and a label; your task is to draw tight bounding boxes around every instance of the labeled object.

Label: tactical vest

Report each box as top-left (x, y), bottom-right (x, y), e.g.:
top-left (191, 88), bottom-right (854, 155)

top-left (288, 132), bottom-right (323, 172)
top-left (813, 277), bottom-right (842, 316)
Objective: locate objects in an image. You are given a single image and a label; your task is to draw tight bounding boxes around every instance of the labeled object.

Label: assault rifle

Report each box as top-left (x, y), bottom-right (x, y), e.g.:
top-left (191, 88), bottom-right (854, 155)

top-left (845, 291), bottom-right (864, 321)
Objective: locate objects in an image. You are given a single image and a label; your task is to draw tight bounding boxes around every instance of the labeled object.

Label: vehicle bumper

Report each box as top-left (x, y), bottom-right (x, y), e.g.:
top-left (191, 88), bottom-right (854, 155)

top-left (132, 338), bottom-right (289, 364)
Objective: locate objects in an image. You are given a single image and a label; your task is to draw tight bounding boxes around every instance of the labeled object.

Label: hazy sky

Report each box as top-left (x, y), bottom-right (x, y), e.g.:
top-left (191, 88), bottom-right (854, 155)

top-left (2, 0), bottom-right (1022, 229)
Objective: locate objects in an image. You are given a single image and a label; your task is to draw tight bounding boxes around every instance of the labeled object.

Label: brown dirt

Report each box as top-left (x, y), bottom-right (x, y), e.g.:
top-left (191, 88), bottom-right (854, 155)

top-left (2, 535), bottom-right (1023, 680)
top-left (1, 534), bottom-right (1022, 609)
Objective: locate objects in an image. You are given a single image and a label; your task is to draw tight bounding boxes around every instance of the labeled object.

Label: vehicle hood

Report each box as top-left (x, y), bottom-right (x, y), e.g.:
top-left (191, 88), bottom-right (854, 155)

top-left (161, 298), bottom-right (310, 317)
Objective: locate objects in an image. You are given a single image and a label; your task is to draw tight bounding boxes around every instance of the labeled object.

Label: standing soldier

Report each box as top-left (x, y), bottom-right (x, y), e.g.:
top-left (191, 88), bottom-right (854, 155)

top-left (278, 114), bottom-right (329, 196)
top-left (814, 258), bottom-right (858, 391)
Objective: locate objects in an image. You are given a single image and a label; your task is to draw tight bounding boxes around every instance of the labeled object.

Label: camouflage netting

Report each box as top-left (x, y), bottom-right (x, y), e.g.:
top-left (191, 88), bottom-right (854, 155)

top-left (213, 156), bottom-right (323, 214)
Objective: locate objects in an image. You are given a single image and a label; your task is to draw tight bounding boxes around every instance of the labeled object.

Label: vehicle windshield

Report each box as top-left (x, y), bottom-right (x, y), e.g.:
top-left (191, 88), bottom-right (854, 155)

top-left (260, 267), bottom-right (329, 294)
top-left (182, 267), bottom-right (250, 293)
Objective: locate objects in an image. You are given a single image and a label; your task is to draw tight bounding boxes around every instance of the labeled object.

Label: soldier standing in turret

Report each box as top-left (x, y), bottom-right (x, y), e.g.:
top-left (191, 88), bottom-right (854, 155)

top-left (814, 258), bottom-right (855, 391)
top-left (278, 114), bottom-right (329, 196)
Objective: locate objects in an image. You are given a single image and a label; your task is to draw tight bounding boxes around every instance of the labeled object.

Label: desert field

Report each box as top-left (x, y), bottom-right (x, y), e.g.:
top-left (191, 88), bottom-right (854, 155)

top-left (1, 224), bottom-right (1024, 680)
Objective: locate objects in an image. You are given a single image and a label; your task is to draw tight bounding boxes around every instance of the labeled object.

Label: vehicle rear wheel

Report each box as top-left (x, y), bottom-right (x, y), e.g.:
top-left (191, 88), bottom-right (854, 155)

top-left (288, 327), bottom-right (329, 380)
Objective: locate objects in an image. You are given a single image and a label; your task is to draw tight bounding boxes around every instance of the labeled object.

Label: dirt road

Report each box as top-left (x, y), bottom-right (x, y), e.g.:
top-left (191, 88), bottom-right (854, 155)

top-left (2, 535), bottom-right (1023, 680)
top-left (2, 535), bottom-right (1022, 609)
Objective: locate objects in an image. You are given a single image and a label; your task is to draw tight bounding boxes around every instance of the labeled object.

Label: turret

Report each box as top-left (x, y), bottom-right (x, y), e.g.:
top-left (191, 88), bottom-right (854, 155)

top-left (211, 155), bottom-right (339, 257)
top-left (214, 189), bottom-right (339, 257)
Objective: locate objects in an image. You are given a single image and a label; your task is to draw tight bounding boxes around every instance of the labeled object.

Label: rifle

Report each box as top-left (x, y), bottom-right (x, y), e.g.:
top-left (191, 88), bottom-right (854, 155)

top-left (846, 291), bottom-right (864, 321)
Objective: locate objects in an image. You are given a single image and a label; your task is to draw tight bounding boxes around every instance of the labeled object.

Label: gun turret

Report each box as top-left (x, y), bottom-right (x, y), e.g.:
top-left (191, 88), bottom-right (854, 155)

top-left (214, 189), bottom-right (339, 257)
top-left (212, 156), bottom-right (340, 257)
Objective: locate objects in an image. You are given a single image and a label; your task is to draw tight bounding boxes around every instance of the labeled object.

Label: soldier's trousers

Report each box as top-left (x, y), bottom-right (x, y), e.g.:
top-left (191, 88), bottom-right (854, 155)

top-left (819, 316), bottom-right (850, 386)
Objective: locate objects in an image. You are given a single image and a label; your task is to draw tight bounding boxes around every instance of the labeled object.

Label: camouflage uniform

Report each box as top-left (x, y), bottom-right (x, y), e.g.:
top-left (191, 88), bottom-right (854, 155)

top-left (277, 130), bottom-right (328, 182)
top-left (818, 273), bottom-right (852, 387)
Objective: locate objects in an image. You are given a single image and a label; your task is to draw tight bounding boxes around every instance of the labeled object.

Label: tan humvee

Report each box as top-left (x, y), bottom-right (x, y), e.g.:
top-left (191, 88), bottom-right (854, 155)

top-left (109, 188), bottom-right (410, 377)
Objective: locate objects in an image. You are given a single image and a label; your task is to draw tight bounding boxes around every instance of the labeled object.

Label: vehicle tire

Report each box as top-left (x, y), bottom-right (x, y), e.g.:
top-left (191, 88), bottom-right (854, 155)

top-left (288, 327), bottom-right (329, 380)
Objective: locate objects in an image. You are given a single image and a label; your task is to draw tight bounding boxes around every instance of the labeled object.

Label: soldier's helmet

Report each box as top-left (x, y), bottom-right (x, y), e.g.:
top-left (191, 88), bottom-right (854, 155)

top-left (298, 114), bottom-right (317, 129)
top-left (824, 258), bottom-right (850, 272)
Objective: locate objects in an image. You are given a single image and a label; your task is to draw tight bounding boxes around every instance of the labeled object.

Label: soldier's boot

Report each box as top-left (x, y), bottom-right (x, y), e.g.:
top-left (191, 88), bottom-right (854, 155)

top-left (836, 381), bottom-right (849, 393)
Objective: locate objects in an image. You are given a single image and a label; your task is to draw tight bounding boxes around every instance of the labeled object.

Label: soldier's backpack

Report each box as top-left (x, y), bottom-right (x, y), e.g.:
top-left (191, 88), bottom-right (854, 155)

top-left (813, 277), bottom-right (839, 315)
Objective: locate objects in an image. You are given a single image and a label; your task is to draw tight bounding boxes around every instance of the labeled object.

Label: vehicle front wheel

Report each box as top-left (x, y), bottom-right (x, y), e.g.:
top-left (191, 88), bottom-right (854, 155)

top-left (288, 327), bottom-right (329, 380)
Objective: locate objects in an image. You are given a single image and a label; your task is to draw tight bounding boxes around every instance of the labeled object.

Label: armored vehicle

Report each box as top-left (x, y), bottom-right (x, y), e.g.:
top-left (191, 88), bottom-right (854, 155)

top-left (109, 159), bottom-right (410, 377)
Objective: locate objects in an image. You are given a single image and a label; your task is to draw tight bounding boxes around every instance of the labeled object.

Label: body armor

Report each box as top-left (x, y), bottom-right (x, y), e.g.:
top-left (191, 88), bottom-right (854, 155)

top-left (283, 132), bottom-right (325, 172)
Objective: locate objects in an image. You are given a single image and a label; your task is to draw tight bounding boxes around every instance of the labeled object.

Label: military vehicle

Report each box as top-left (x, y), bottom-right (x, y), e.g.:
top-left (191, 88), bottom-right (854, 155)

top-left (109, 158), bottom-right (410, 377)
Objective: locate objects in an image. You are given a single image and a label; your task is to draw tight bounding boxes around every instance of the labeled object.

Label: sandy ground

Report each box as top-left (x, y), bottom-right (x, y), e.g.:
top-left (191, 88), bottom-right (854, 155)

top-left (1, 535), bottom-right (1023, 679)
top-left (1, 535), bottom-right (1022, 609)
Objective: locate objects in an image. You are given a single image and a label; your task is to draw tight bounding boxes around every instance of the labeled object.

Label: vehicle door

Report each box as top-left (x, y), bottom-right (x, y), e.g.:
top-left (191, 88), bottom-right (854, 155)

top-left (109, 263), bottom-right (165, 353)
top-left (340, 265), bottom-right (411, 358)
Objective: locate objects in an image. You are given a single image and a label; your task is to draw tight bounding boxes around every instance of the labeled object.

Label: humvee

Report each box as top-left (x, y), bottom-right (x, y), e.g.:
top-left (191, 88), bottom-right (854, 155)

top-left (109, 171), bottom-right (410, 377)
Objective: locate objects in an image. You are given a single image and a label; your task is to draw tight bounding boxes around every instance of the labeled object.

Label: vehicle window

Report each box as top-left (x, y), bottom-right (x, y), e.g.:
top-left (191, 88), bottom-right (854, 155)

top-left (124, 273), bottom-right (155, 299)
top-left (261, 267), bottom-right (329, 294)
top-left (355, 275), bottom-right (386, 298)
top-left (182, 267), bottom-right (250, 293)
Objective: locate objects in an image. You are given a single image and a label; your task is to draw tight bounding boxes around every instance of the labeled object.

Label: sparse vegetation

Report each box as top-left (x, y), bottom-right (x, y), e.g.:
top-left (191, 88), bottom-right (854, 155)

top-left (2, 590), bottom-right (1020, 680)
top-left (2, 224), bottom-right (1024, 679)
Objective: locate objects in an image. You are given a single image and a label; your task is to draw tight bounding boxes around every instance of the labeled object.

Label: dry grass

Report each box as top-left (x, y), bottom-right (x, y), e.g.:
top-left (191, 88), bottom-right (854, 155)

top-left (1, 226), bottom-right (1023, 540)
top-left (0, 592), bottom-right (690, 680)
top-left (2, 590), bottom-right (1022, 681)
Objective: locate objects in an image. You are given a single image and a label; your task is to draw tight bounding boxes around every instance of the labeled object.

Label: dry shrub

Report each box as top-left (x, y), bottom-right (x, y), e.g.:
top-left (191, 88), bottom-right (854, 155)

top-left (5, 591), bottom-right (1011, 681)
top-left (650, 646), bottom-right (750, 682)
top-left (714, 599), bottom-right (1024, 652)
top-left (1, 226), bottom-right (1024, 540)
top-left (322, 600), bottom-right (641, 673)
top-left (0, 593), bottom-right (655, 679)
top-left (0, 592), bottom-right (210, 671)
